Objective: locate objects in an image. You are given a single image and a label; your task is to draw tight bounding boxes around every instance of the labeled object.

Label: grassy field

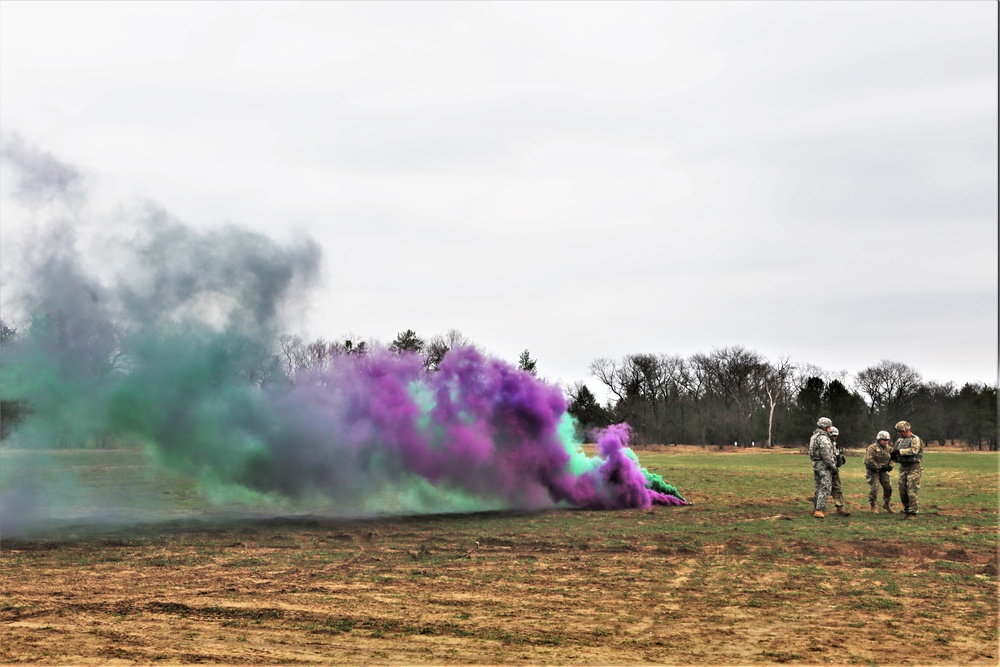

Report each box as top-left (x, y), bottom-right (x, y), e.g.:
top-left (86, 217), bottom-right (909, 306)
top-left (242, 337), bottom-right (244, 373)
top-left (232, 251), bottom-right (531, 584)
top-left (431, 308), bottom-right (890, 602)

top-left (1, 445), bottom-right (997, 665)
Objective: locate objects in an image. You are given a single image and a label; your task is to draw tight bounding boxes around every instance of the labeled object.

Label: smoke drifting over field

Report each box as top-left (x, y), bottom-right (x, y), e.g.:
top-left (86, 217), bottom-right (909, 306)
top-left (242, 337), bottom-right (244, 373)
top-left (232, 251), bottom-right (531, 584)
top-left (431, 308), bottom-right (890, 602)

top-left (0, 139), bottom-right (687, 536)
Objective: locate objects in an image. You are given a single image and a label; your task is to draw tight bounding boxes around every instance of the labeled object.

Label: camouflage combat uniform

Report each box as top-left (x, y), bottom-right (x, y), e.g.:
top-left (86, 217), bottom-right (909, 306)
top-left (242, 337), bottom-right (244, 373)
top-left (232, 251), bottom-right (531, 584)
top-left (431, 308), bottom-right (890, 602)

top-left (893, 433), bottom-right (923, 515)
top-left (829, 435), bottom-right (846, 510)
top-left (808, 428), bottom-right (837, 512)
top-left (863, 441), bottom-right (893, 507)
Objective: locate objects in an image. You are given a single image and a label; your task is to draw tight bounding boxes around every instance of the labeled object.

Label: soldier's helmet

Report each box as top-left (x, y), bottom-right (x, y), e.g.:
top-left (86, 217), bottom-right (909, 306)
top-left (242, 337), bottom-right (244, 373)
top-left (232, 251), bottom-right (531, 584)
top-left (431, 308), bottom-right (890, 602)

top-left (877, 430), bottom-right (891, 441)
top-left (829, 427), bottom-right (839, 436)
top-left (894, 420), bottom-right (911, 432)
top-left (817, 417), bottom-right (833, 428)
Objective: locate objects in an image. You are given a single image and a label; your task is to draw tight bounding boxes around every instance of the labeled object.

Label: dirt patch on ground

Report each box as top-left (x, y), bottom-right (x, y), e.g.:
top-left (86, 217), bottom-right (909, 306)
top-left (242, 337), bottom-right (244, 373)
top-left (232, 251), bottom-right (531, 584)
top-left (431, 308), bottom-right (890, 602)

top-left (2, 510), bottom-right (997, 665)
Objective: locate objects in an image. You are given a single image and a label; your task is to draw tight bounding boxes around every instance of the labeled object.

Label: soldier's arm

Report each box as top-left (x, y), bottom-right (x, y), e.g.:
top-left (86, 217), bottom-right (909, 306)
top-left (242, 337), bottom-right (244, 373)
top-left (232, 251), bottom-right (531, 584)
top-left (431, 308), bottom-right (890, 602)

top-left (863, 446), bottom-right (876, 468)
top-left (898, 436), bottom-right (923, 456)
top-left (820, 439), bottom-right (837, 469)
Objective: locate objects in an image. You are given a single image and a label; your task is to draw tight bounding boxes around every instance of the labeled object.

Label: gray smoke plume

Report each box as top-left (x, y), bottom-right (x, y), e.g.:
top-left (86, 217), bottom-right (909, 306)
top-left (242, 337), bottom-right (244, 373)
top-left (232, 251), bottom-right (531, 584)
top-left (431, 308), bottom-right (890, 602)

top-left (0, 132), bottom-right (85, 205)
top-left (0, 137), bottom-right (325, 535)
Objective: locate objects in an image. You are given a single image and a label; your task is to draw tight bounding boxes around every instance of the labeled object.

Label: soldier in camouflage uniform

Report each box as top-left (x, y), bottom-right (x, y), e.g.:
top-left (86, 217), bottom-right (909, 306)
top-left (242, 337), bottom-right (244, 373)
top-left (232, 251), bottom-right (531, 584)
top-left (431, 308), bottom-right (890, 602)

top-left (891, 420), bottom-right (923, 519)
top-left (808, 417), bottom-right (838, 519)
top-left (863, 430), bottom-right (894, 513)
top-left (827, 427), bottom-right (850, 515)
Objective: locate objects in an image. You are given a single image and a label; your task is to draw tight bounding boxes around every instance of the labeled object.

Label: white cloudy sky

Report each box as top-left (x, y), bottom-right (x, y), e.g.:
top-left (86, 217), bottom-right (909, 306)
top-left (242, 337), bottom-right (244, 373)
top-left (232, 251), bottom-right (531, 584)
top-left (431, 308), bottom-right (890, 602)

top-left (1, 1), bottom-right (997, 396)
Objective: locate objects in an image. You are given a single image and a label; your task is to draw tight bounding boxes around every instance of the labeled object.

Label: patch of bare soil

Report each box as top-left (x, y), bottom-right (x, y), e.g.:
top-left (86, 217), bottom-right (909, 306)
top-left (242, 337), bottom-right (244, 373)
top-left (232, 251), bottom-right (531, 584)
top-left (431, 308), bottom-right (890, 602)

top-left (2, 511), bottom-right (997, 666)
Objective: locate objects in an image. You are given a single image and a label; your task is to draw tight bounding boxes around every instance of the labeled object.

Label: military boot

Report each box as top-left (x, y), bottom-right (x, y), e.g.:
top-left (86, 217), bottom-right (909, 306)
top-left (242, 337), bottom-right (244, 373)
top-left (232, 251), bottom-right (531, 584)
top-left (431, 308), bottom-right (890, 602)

top-left (813, 510), bottom-right (826, 519)
top-left (883, 501), bottom-right (894, 514)
top-left (869, 503), bottom-right (877, 513)
top-left (836, 506), bottom-right (851, 516)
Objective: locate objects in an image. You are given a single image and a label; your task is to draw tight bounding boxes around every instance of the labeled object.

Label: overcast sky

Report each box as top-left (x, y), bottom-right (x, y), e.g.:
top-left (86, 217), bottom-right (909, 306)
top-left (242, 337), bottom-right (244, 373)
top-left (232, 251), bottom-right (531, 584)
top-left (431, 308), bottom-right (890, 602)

top-left (1, 1), bottom-right (997, 398)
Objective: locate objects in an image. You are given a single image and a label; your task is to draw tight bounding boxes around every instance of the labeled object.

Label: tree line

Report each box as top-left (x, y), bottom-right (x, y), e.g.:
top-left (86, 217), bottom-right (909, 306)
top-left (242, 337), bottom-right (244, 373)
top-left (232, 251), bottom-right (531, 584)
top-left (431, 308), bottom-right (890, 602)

top-left (569, 349), bottom-right (997, 450)
top-left (1, 319), bottom-right (995, 450)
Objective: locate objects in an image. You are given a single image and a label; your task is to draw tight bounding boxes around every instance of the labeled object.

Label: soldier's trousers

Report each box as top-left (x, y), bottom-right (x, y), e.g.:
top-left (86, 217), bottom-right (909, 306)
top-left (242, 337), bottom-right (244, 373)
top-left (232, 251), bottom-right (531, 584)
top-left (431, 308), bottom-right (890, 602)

top-left (812, 462), bottom-right (834, 511)
top-left (830, 469), bottom-right (845, 507)
top-left (898, 465), bottom-right (922, 514)
top-left (866, 470), bottom-right (892, 504)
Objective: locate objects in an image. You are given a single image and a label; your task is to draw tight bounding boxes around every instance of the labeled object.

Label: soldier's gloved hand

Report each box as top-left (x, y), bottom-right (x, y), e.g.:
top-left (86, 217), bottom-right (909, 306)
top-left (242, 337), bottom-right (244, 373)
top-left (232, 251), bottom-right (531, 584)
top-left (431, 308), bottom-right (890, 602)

top-left (889, 450), bottom-right (900, 462)
top-left (837, 455), bottom-right (846, 467)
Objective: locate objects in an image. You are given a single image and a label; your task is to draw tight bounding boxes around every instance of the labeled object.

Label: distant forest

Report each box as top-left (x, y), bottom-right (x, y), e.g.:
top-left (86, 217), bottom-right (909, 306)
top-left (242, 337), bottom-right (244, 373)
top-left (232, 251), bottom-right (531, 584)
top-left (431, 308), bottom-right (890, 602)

top-left (573, 348), bottom-right (996, 451)
top-left (2, 322), bottom-right (996, 451)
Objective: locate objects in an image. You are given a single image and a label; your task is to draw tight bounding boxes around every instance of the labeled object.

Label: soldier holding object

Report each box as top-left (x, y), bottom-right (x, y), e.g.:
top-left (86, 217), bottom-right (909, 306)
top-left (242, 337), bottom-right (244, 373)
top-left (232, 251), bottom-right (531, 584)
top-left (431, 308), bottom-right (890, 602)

top-left (864, 430), bottom-right (894, 513)
top-left (890, 420), bottom-right (923, 519)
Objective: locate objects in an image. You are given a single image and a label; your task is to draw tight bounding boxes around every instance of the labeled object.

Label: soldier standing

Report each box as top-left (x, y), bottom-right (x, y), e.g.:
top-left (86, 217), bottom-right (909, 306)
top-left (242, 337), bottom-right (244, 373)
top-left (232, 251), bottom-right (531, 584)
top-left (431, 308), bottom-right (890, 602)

top-left (808, 417), bottom-right (838, 519)
top-left (828, 426), bottom-right (850, 515)
top-left (891, 420), bottom-right (923, 519)
top-left (863, 430), bottom-right (894, 513)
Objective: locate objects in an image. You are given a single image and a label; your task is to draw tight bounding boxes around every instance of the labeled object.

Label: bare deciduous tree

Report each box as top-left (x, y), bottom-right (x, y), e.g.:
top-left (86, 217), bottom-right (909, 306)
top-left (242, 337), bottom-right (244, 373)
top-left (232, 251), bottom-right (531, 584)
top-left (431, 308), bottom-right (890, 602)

top-left (277, 334), bottom-right (307, 378)
top-left (762, 356), bottom-right (794, 448)
top-left (590, 357), bottom-right (628, 404)
top-left (304, 338), bottom-right (336, 370)
top-left (691, 346), bottom-right (768, 446)
top-left (854, 359), bottom-right (922, 425)
top-left (423, 329), bottom-right (470, 372)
